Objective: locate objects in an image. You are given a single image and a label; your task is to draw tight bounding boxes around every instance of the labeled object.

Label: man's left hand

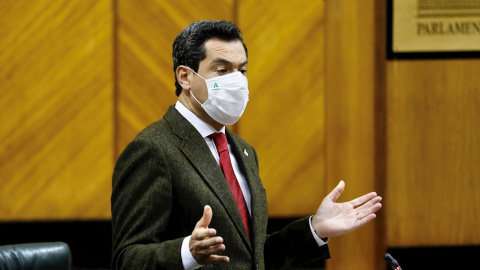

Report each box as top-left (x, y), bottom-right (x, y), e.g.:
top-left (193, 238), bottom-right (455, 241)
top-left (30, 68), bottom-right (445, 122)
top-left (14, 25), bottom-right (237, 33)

top-left (311, 180), bottom-right (382, 239)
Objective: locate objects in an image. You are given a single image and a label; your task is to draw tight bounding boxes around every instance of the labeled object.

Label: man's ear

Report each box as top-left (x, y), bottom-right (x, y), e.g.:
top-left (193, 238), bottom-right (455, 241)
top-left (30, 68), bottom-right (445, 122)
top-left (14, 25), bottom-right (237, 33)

top-left (176, 65), bottom-right (191, 91)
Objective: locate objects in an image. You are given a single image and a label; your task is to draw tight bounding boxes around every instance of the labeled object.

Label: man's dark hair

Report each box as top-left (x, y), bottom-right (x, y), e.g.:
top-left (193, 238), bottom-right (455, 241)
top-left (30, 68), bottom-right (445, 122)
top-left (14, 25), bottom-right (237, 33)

top-left (172, 20), bottom-right (248, 96)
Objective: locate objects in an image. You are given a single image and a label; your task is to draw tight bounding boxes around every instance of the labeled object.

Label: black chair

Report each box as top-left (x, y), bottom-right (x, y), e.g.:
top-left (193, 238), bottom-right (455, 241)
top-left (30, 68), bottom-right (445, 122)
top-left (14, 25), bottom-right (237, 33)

top-left (0, 242), bottom-right (71, 270)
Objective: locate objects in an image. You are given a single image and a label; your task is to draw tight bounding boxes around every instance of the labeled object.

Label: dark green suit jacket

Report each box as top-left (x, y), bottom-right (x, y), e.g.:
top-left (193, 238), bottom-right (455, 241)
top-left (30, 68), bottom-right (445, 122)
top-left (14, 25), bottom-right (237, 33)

top-left (111, 106), bottom-right (330, 269)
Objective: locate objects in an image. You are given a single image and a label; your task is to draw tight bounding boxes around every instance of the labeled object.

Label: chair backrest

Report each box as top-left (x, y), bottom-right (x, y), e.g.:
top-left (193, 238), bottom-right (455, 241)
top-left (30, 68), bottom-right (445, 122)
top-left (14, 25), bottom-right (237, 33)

top-left (0, 242), bottom-right (71, 270)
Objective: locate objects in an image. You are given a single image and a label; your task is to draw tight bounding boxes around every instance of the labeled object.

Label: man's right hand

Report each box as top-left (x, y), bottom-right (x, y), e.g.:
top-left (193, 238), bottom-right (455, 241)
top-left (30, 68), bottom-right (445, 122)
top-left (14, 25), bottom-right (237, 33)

top-left (189, 205), bottom-right (230, 265)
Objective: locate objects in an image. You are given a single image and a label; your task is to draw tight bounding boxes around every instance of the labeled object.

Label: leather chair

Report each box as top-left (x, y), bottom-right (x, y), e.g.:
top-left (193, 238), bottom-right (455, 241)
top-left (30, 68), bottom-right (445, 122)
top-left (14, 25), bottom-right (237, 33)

top-left (0, 242), bottom-right (71, 270)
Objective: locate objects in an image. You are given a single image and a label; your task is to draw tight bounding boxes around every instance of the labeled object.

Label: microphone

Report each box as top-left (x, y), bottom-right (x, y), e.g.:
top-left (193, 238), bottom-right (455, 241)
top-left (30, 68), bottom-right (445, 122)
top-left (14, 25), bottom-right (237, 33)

top-left (384, 253), bottom-right (402, 270)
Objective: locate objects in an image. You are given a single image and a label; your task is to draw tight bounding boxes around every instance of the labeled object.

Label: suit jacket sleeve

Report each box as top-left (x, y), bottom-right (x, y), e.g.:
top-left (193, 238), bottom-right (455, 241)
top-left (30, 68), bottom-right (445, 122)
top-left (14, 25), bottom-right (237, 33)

top-left (247, 147), bottom-right (330, 270)
top-left (111, 136), bottom-right (184, 270)
top-left (264, 217), bottom-right (330, 270)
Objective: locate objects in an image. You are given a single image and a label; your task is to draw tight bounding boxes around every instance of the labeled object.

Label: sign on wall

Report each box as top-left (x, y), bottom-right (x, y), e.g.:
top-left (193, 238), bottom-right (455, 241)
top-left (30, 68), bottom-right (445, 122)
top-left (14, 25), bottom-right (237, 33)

top-left (388, 0), bottom-right (480, 58)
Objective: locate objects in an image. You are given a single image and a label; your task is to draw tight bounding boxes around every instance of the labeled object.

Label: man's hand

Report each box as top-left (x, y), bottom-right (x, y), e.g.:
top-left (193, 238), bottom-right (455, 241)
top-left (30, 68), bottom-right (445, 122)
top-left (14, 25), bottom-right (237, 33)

top-left (311, 180), bottom-right (382, 239)
top-left (190, 205), bottom-right (229, 265)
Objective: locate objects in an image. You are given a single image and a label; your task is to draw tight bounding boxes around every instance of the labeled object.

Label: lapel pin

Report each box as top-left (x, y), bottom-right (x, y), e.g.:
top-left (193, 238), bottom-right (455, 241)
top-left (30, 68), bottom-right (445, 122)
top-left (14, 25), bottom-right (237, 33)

top-left (243, 149), bottom-right (249, 156)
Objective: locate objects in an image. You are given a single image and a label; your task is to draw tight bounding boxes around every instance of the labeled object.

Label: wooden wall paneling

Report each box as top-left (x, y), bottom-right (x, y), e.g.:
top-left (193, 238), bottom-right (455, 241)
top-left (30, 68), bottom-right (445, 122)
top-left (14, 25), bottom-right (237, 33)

top-left (386, 59), bottom-right (480, 247)
top-left (116, 0), bottom-right (235, 156)
top-left (325, 0), bottom-right (384, 269)
top-left (238, 0), bottom-right (327, 217)
top-left (0, 0), bottom-right (113, 220)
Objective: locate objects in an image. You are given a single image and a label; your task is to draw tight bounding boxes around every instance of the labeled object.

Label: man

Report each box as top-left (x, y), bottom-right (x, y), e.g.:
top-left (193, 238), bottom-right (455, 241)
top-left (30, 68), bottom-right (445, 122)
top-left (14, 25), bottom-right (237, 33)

top-left (111, 20), bottom-right (382, 269)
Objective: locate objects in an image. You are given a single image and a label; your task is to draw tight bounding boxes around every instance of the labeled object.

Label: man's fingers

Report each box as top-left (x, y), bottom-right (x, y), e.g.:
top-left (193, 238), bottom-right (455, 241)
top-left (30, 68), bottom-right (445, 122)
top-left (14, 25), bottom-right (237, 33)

top-left (192, 227), bottom-right (217, 240)
top-left (196, 205), bottom-right (213, 229)
top-left (193, 205), bottom-right (217, 240)
top-left (349, 192), bottom-right (378, 207)
top-left (356, 201), bottom-right (382, 221)
top-left (194, 236), bottom-right (224, 249)
top-left (206, 255), bottom-right (230, 264)
top-left (197, 243), bottom-right (226, 255)
top-left (190, 206), bottom-right (230, 266)
top-left (354, 196), bottom-right (382, 213)
top-left (367, 202), bottom-right (383, 215)
top-left (191, 238), bottom-right (229, 265)
top-left (327, 180), bottom-right (345, 202)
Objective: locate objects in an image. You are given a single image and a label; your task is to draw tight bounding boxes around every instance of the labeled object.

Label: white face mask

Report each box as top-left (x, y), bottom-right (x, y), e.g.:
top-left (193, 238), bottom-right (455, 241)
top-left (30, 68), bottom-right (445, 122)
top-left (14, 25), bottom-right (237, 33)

top-left (187, 67), bottom-right (249, 125)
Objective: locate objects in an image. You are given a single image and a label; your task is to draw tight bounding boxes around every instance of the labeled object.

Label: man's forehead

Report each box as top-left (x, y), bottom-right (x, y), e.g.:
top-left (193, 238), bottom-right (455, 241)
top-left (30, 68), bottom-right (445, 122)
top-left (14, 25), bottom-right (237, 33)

top-left (203, 39), bottom-right (247, 62)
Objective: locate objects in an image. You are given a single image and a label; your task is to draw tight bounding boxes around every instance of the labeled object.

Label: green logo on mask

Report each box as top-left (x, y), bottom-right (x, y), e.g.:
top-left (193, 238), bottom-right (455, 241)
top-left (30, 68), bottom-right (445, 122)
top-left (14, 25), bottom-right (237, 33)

top-left (213, 83), bottom-right (218, 88)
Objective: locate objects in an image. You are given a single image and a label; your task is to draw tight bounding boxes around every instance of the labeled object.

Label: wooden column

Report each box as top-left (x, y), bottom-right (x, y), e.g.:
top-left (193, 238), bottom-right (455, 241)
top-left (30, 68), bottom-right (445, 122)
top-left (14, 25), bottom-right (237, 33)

top-left (325, 0), bottom-right (385, 269)
top-left (238, 0), bottom-right (327, 217)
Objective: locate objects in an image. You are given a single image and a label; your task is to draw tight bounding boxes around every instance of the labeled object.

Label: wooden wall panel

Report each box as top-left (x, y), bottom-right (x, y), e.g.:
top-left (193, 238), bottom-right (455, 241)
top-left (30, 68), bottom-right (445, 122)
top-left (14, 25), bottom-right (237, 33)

top-left (324, 0), bottom-right (384, 269)
top-left (116, 0), bottom-right (235, 156)
top-left (238, 0), bottom-right (327, 217)
top-left (0, 0), bottom-right (113, 220)
top-left (386, 59), bottom-right (480, 246)
top-left (324, 0), bottom-right (480, 268)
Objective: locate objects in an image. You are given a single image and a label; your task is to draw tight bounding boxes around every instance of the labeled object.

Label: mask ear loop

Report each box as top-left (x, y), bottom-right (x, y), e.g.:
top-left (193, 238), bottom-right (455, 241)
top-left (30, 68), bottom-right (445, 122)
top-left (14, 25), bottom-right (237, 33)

top-left (186, 66), bottom-right (207, 80)
top-left (186, 66), bottom-right (207, 106)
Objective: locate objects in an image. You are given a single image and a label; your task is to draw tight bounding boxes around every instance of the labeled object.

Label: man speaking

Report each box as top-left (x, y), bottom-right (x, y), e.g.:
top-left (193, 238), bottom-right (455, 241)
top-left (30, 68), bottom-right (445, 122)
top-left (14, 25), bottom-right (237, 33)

top-left (111, 20), bottom-right (382, 269)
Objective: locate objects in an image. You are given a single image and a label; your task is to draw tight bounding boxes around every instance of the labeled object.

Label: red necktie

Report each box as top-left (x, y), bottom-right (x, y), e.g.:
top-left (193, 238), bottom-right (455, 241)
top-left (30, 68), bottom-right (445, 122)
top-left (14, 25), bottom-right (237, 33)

top-left (208, 133), bottom-right (251, 237)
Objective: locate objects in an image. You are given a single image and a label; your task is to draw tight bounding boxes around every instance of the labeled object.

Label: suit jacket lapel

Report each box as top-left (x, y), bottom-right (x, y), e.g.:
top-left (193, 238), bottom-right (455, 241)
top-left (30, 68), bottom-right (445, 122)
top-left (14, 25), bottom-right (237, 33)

top-left (227, 130), bottom-right (268, 253)
top-left (164, 106), bottom-right (253, 252)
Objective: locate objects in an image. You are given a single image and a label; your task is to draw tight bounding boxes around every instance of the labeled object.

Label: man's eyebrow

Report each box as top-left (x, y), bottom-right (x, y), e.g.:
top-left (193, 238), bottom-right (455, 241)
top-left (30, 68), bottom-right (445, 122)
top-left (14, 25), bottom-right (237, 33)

top-left (209, 58), bottom-right (248, 66)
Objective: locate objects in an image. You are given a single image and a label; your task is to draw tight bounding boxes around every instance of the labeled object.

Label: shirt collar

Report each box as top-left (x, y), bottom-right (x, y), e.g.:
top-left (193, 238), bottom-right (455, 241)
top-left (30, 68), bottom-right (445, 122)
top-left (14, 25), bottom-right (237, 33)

top-left (175, 101), bottom-right (225, 138)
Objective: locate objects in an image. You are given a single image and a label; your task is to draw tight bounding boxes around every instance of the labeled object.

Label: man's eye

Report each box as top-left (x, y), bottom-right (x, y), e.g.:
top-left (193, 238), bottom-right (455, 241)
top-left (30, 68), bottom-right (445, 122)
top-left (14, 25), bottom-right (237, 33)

top-left (240, 70), bottom-right (247, 75)
top-left (217, 69), bottom-right (227, 74)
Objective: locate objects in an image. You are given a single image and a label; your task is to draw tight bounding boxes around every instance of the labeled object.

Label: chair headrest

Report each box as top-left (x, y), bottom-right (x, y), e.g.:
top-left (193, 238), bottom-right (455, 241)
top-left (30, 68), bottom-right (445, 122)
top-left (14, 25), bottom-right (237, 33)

top-left (0, 242), bottom-right (71, 270)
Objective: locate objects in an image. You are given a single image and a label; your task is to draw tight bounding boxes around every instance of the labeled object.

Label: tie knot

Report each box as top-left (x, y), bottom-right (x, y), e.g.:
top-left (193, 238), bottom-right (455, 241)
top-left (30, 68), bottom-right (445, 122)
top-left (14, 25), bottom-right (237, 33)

top-left (208, 133), bottom-right (229, 153)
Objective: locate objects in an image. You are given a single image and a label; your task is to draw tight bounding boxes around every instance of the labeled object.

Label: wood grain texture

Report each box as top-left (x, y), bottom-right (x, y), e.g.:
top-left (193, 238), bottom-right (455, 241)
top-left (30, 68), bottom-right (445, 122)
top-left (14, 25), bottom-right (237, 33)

top-left (386, 59), bottom-right (480, 246)
top-left (238, 0), bottom-right (327, 217)
top-left (116, 0), bottom-right (235, 157)
top-left (0, 0), bottom-right (113, 220)
top-left (324, 0), bottom-right (383, 269)
top-left (3, 3), bottom-right (477, 268)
